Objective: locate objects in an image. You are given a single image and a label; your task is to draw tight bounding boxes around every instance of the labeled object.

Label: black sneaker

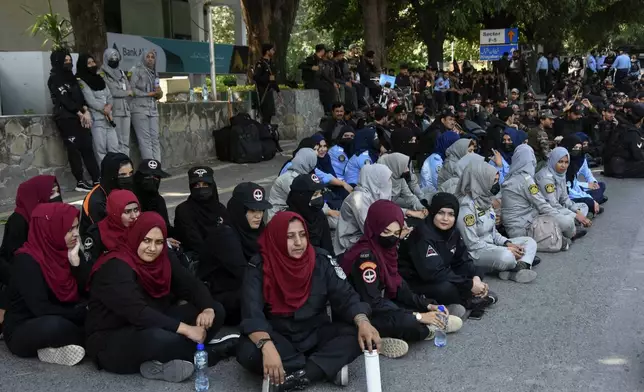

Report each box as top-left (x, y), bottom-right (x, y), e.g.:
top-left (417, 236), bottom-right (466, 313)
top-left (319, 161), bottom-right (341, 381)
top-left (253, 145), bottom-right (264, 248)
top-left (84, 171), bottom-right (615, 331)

top-left (74, 181), bottom-right (93, 192)
top-left (572, 228), bottom-right (587, 241)
top-left (207, 335), bottom-right (239, 365)
top-left (532, 256), bottom-right (542, 267)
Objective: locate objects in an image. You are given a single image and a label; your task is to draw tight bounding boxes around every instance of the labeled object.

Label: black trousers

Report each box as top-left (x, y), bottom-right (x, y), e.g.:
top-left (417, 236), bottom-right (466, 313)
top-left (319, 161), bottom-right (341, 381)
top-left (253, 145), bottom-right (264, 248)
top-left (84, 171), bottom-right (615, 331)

top-left (410, 280), bottom-right (473, 308)
top-left (605, 157), bottom-right (644, 178)
top-left (370, 310), bottom-right (429, 342)
top-left (212, 289), bottom-right (241, 326)
top-left (5, 315), bottom-right (84, 357)
top-left (55, 118), bottom-right (100, 183)
top-left (92, 302), bottom-right (224, 374)
top-left (538, 70), bottom-right (547, 93)
top-left (236, 322), bottom-right (361, 379)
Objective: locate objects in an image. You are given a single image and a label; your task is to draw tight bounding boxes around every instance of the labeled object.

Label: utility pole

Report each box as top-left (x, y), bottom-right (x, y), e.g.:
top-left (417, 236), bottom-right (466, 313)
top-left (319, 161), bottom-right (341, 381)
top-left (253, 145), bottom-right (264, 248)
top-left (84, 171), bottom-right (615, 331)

top-left (206, 1), bottom-right (217, 99)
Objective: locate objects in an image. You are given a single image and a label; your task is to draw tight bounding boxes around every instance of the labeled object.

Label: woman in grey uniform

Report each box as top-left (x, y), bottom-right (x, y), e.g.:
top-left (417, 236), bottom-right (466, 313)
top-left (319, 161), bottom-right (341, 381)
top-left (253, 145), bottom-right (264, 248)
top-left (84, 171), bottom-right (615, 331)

top-left (534, 147), bottom-right (592, 233)
top-left (130, 49), bottom-right (163, 161)
top-left (501, 144), bottom-right (578, 253)
top-left (76, 53), bottom-right (119, 164)
top-left (101, 49), bottom-right (132, 155)
top-left (455, 160), bottom-right (538, 283)
top-left (377, 153), bottom-right (427, 219)
top-left (436, 139), bottom-right (475, 189)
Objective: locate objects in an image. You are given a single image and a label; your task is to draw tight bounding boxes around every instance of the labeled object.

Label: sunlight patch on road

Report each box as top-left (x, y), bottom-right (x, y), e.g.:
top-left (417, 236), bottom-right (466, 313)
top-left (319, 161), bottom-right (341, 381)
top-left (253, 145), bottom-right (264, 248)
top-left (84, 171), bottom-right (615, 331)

top-left (598, 356), bottom-right (628, 365)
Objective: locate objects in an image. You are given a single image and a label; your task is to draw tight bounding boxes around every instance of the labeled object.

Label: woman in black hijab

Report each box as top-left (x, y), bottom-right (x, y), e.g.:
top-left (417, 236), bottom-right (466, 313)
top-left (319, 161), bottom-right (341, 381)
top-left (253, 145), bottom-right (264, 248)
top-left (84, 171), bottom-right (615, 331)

top-left (198, 182), bottom-right (272, 325)
top-left (133, 159), bottom-right (174, 236)
top-left (286, 174), bottom-right (334, 254)
top-left (173, 166), bottom-right (229, 259)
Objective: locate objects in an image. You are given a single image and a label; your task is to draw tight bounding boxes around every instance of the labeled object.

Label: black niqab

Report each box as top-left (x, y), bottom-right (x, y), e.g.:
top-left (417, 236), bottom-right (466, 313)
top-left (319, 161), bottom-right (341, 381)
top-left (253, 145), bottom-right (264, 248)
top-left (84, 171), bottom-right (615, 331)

top-left (184, 181), bottom-right (229, 237)
top-left (286, 191), bottom-right (333, 254)
top-left (50, 49), bottom-right (76, 84)
top-left (100, 152), bottom-right (132, 194)
top-left (76, 53), bottom-right (106, 91)
top-left (226, 189), bottom-right (264, 260)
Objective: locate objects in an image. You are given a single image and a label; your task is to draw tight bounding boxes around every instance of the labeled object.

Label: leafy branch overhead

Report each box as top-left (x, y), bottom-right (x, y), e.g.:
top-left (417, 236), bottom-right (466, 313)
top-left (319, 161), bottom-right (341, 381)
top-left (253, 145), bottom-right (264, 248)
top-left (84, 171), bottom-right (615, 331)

top-left (21, 0), bottom-right (73, 50)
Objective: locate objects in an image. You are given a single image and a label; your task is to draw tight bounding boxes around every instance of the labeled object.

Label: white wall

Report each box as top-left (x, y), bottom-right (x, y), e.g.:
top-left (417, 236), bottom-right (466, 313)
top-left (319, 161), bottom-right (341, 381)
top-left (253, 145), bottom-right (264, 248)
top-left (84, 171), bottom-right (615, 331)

top-left (0, 0), bottom-right (73, 51)
top-left (120, 0), bottom-right (165, 37)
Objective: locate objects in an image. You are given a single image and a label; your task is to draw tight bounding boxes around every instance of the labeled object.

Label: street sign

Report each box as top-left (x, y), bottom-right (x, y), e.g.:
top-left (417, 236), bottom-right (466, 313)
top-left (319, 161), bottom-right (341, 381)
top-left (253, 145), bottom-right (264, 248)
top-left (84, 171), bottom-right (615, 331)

top-left (480, 28), bottom-right (519, 45)
top-left (479, 44), bottom-right (519, 61)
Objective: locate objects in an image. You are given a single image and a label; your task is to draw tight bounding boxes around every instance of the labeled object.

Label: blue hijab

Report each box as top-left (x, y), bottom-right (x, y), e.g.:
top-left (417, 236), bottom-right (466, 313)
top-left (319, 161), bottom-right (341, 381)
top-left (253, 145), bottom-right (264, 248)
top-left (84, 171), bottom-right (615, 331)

top-left (433, 131), bottom-right (461, 159)
top-left (353, 127), bottom-right (379, 162)
top-left (500, 128), bottom-right (518, 163)
top-left (311, 133), bottom-right (336, 177)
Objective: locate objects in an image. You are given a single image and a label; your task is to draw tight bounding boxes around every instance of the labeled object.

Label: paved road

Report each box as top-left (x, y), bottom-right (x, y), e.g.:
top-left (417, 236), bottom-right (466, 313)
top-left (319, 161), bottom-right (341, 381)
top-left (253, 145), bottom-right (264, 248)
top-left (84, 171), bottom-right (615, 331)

top-left (1, 150), bottom-right (644, 392)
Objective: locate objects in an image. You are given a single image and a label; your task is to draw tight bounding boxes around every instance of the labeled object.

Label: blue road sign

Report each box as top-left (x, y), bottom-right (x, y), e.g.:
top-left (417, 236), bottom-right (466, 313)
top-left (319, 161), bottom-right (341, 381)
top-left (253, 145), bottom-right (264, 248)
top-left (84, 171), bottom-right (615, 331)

top-left (505, 28), bottom-right (519, 44)
top-left (479, 44), bottom-right (519, 61)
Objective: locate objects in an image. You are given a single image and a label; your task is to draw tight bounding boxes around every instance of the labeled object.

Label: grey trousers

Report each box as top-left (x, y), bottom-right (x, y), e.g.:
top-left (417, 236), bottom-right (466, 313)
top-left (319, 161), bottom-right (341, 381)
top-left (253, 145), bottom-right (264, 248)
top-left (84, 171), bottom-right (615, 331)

top-left (132, 113), bottom-right (161, 161)
top-left (470, 236), bottom-right (538, 271)
top-left (91, 121), bottom-right (119, 165)
top-left (113, 116), bottom-right (131, 155)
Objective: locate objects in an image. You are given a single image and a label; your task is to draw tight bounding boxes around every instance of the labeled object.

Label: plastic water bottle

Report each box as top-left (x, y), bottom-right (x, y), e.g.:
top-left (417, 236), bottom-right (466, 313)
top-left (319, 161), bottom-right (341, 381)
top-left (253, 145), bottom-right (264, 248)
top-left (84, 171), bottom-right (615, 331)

top-left (194, 343), bottom-right (209, 391)
top-left (364, 350), bottom-right (382, 392)
top-left (202, 84), bottom-right (209, 102)
top-left (434, 305), bottom-right (448, 347)
top-left (189, 88), bottom-right (195, 102)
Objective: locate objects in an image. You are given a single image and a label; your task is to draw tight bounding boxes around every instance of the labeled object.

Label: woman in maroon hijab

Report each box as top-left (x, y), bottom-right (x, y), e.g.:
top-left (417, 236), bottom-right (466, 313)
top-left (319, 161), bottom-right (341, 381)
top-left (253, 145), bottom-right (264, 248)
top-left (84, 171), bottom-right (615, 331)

top-left (3, 203), bottom-right (88, 366)
top-left (1, 175), bottom-right (61, 334)
top-left (81, 189), bottom-right (140, 263)
top-left (86, 212), bottom-right (236, 383)
top-left (341, 200), bottom-right (463, 359)
top-left (236, 211), bottom-right (380, 391)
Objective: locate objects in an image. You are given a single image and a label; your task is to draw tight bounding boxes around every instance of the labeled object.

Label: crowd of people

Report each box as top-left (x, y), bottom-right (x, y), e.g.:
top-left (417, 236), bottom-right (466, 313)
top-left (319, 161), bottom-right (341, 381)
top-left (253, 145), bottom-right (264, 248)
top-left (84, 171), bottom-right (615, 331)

top-left (0, 42), bottom-right (644, 392)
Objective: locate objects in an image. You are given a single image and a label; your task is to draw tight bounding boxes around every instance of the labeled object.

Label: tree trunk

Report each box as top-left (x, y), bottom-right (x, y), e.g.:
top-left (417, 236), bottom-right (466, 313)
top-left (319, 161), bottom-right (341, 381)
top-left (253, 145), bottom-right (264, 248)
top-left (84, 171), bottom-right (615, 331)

top-left (361, 0), bottom-right (387, 68)
top-left (428, 29), bottom-right (446, 69)
top-left (409, 0), bottom-right (445, 69)
top-left (241, 0), bottom-right (300, 83)
top-left (67, 0), bottom-right (107, 65)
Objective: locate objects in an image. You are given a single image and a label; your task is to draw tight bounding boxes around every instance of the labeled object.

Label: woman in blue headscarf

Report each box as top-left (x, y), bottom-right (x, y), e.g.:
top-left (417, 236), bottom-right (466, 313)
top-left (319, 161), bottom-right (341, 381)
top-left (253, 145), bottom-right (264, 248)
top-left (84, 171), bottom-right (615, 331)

top-left (561, 134), bottom-right (605, 217)
top-left (310, 133), bottom-right (354, 209)
top-left (574, 132), bottom-right (607, 203)
top-left (489, 128), bottom-right (520, 184)
top-left (343, 127), bottom-right (381, 186)
top-left (420, 131), bottom-right (460, 193)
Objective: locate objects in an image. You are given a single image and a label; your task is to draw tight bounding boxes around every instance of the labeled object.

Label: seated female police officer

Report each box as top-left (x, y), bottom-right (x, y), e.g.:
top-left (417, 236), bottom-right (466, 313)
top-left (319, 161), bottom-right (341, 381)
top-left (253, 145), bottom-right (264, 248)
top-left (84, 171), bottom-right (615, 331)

top-left (501, 145), bottom-right (580, 253)
top-left (236, 211), bottom-right (381, 391)
top-left (82, 190), bottom-right (140, 263)
top-left (341, 200), bottom-right (462, 359)
top-left (455, 161), bottom-right (538, 284)
top-left (534, 147), bottom-right (592, 235)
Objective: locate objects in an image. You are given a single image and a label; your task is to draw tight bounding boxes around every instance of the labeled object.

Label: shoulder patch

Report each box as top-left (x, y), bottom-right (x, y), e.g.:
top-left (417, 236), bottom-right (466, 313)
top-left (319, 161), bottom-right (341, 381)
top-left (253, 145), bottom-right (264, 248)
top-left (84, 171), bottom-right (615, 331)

top-left (362, 267), bottom-right (377, 284)
top-left (545, 183), bottom-right (556, 193)
top-left (359, 261), bottom-right (377, 270)
top-left (83, 237), bottom-right (93, 249)
top-left (529, 184), bottom-right (539, 195)
top-left (464, 214), bottom-right (476, 227)
top-left (339, 154), bottom-right (346, 162)
top-left (426, 245), bottom-right (438, 257)
top-left (99, 71), bottom-right (105, 77)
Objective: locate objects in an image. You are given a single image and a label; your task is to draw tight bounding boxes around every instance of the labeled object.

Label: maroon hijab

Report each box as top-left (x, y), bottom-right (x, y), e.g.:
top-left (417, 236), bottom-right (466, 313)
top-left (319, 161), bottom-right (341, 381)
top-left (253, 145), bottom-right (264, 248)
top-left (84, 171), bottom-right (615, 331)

top-left (91, 212), bottom-right (171, 298)
top-left (258, 211), bottom-right (316, 314)
top-left (341, 200), bottom-right (404, 298)
top-left (14, 175), bottom-right (58, 221)
top-left (16, 203), bottom-right (80, 302)
top-left (97, 190), bottom-right (139, 251)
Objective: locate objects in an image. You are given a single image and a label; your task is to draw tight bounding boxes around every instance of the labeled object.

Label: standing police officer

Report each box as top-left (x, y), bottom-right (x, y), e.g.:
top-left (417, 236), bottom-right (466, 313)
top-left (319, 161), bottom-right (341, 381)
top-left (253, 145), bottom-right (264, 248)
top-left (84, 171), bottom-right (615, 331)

top-left (254, 44), bottom-right (280, 125)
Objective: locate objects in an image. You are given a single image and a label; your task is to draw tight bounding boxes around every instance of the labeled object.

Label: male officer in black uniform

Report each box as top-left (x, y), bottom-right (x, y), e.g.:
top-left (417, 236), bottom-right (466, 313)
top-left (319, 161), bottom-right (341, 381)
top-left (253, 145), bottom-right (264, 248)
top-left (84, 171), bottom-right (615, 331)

top-left (254, 44), bottom-right (280, 124)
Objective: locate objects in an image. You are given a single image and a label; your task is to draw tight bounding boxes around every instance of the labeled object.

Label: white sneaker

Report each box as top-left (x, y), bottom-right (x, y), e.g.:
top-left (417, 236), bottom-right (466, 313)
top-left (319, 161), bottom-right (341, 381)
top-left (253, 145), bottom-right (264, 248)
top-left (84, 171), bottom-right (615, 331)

top-left (379, 338), bottom-right (409, 358)
top-left (208, 333), bottom-right (240, 344)
top-left (140, 359), bottom-right (194, 383)
top-left (445, 315), bottom-right (463, 333)
top-left (37, 345), bottom-right (85, 366)
top-left (333, 365), bottom-right (349, 386)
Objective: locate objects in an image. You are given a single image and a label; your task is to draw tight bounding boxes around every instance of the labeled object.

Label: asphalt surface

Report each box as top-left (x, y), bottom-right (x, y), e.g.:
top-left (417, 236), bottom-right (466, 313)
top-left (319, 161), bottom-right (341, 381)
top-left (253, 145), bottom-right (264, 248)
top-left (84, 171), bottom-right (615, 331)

top-left (1, 146), bottom-right (644, 392)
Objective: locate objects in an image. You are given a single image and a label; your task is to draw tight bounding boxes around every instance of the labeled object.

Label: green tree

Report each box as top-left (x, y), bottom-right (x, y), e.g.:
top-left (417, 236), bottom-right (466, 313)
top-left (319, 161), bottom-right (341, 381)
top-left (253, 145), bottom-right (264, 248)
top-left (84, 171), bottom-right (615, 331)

top-left (287, 0), bottom-right (334, 80)
top-left (211, 5), bottom-right (235, 44)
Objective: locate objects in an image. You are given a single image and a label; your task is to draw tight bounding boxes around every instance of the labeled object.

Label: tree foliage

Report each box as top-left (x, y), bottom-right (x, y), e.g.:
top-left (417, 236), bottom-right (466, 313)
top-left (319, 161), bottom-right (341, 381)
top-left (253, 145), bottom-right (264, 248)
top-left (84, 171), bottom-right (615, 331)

top-left (211, 5), bottom-right (236, 45)
top-left (22, 0), bottom-right (73, 51)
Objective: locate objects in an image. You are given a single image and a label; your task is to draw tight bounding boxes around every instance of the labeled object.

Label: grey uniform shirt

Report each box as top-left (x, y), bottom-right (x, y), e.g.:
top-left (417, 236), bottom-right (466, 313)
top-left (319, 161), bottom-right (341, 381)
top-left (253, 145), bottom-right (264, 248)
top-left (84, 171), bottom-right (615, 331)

top-left (101, 70), bottom-right (131, 117)
top-left (333, 190), bottom-right (372, 255)
top-left (78, 80), bottom-right (113, 123)
top-left (129, 66), bottom-right (158, 116)
top-left (534, 168), bottom-right (578, 215)
top-left (457, 195), bottom-right (508, 254)
top-left (501, 173), bottom-right (560, 231)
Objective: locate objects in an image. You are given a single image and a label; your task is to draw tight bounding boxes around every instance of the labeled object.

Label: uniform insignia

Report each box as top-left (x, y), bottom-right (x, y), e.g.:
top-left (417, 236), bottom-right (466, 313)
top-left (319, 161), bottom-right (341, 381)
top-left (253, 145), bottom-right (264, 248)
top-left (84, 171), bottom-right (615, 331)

top-left (329, 255), bottom-right (346, 279)
top-left (364, 159), bottom-right (372, 165)
top-left (638, 143), bottom-right (643, 149)
top-left (464, 214), bottom-right (476, 227)
top-left (339, 154), bottom-right (346, 162)
top-left (362, 268), bottom-right (377, 284)
top-left (311, 174), bottom-right (320, 183)
top-left (359, 252), bottom-right (370, 258)
top-left (148, 160), bottom-right (158, 170)
top-left (450, 246), bottom-right (456, 254)
top-left (477, 210), bottom-right (486, 217)
top-left (426, 245), bottom-right (437, 257)
top-left (545, 183), bottom-right (556, 193)
top-left (99, 71), bottom-right (105, 77)
top-left (253, 189), bottom-right (263, 201)
top-left (359, 261), bottom-right (377, 270)
top-left (529, 184), bottom-right (539, 195)
top-left (83, 237), bottom-right (93, 249)
top-left (194, 168), bottom-right (207, 177)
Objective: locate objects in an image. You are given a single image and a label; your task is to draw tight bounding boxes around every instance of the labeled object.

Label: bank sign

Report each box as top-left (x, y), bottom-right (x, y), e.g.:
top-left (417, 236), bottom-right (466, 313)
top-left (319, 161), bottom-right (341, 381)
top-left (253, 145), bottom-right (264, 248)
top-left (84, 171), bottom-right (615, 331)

top-left (107, 33), bottom-right (249, 74)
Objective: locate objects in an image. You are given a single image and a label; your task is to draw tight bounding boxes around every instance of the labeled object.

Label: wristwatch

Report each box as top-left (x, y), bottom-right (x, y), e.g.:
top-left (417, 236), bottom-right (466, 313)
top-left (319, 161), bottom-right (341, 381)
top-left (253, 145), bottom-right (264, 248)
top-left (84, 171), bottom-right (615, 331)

top-left (413, 312), bottom-right (422, 321)
top-left (256, 338), bottom-right (272, 350)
